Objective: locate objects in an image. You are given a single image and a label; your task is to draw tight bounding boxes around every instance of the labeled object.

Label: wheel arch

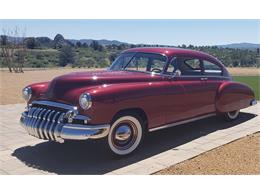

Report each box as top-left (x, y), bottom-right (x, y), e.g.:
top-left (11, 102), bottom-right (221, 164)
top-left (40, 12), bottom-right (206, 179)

top-left (111, 107), bottom-right (148, 131)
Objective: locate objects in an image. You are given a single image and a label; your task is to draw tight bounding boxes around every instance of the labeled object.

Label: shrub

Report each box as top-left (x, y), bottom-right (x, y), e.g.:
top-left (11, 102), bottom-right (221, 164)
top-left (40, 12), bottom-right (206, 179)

top-left (59, 46), bottom-right (75, 67)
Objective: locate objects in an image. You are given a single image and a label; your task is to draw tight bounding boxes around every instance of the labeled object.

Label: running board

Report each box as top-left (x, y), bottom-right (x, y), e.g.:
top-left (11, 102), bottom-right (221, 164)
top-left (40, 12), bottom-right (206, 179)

top-left (149, 113), bottom-right (216, 132)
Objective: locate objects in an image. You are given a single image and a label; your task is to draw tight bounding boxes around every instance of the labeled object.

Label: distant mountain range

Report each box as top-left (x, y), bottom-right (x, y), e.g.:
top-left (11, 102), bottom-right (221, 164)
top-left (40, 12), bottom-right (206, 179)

top-left (216, 43), bottom-right (260, 50)
top-left (2, 35), bottom-right (259, 49)
top-left (68, 39), bottom-right (128, 46)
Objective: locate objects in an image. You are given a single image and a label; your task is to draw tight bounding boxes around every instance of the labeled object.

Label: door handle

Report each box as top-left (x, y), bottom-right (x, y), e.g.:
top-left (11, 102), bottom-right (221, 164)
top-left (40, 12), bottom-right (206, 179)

top-left (201, 77), bottom-right (208, 81)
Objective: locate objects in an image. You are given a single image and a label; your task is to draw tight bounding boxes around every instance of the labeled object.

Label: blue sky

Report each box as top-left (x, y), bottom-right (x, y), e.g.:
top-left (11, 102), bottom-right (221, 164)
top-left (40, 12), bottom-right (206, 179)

top-left (0, 20), bottom-right (259, 46)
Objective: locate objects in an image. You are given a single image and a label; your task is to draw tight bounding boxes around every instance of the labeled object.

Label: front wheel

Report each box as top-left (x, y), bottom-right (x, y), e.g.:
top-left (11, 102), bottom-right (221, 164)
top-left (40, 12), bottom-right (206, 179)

top-left (108, 114), bottom-right (144, 156)
top-left (223, 110), bottom-right (240, 121)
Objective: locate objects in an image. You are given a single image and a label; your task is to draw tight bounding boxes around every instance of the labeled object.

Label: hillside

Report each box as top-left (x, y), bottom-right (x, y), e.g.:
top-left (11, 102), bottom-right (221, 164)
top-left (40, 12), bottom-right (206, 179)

top-left (1, 34), bottom-right (259, 69)
top-left (68, 39), bottom-right (128, 46)
top-left (216, 43), bottom-right (260, 50)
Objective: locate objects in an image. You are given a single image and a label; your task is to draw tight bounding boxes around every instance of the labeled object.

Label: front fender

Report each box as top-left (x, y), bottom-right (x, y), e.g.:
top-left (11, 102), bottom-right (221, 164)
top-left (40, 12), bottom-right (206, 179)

top-left (83, 82), bottom-right (167, 127)
top-left (27, 82), bottom-right (49, 104)
top-left (216, 81), bottom-right (255, 113)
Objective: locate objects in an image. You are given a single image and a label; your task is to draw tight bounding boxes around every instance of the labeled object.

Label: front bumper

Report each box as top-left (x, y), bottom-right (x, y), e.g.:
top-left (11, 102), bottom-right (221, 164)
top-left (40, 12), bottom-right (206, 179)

top-left (20, 101), bottom-right (110, 143)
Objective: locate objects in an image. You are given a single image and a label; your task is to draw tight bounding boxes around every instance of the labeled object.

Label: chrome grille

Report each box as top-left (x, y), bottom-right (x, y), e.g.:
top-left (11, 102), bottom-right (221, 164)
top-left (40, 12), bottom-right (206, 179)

top-left (23, 106), bottom-right (65, 141)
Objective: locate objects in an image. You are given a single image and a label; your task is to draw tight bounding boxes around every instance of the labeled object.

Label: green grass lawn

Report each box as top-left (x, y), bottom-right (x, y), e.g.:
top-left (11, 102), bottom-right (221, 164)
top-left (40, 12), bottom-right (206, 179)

top-left (233, 76), bottom-right (260, 100)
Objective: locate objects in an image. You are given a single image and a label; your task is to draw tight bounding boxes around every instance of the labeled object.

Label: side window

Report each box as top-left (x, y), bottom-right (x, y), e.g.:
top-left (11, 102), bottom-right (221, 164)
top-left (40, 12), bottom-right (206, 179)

top-left (203, 60), bottom-right (222, 76)
top-left (179, 58), bottom-right (202, 75)
top-left (125, 53), bottom-right (166, 73)
top-left (126, 56), bottom-right (148, 72)
top-left (151, 59), bottom-right (165, 70)
top-left (184, 59), bottom-right (201, 69)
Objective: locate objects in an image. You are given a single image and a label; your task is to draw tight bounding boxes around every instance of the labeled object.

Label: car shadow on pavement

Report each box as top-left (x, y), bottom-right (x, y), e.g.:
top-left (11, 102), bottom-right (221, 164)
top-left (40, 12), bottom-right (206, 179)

top-left (12, 112), bottom-right (257, 175)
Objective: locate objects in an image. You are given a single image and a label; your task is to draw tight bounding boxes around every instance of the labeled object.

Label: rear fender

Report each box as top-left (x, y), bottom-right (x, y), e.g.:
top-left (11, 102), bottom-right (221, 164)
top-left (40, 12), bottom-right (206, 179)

top-left (216, 81), bottom-right (255, 113)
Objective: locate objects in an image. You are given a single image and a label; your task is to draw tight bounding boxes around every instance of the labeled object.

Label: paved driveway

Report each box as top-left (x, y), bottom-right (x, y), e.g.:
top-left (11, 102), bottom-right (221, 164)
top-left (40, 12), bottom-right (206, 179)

top-left (0, 103), bottom-right (259, 175)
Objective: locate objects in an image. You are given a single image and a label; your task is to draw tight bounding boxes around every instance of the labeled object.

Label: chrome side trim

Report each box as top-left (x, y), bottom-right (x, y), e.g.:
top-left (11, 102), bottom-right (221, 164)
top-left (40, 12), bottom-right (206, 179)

top-left (149, 113), bottom-right (216, 132)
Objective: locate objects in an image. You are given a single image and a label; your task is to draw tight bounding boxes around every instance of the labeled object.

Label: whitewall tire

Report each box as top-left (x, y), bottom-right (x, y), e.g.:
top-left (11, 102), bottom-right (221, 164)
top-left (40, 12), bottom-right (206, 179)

top-left (224, 110), bottom-right (240, 121)
top-left (108, 115), bottom-right (143, 156)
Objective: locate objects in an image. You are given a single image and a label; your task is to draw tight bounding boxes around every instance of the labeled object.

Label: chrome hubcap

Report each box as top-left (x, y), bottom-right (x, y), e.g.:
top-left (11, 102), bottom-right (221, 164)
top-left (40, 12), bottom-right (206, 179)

top-left (115, 125), bottom-right (132, 141)
top-left (112, 121), bottom-right (138, 150)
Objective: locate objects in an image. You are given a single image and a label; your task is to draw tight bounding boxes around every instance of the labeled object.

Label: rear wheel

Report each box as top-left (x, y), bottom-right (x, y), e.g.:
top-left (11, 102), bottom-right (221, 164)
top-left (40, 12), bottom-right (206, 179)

top-left (108, 114), bottom-right (144, 156)
top-left (223, 110), bottom-right (240, 121)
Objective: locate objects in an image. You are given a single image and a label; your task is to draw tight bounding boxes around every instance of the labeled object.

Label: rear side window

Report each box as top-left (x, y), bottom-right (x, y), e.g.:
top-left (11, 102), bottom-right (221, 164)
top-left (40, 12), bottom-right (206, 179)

top-left (203, 60), bottom-right (222, 76)
top-left (178, 58), bottom-right (203, 75)
top-left (184, 59), bottom-right (201, 69)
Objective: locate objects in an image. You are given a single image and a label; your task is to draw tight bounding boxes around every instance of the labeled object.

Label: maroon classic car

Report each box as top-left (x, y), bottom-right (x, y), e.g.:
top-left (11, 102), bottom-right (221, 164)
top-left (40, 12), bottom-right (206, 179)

top-left (20, 47), bottom-right (257, 155)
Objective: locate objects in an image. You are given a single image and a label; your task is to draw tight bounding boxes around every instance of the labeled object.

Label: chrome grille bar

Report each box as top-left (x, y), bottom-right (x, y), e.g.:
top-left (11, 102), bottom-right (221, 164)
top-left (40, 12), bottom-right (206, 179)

top-left (49, 111), bottom-right (60, 140)
top-left (20, 102), bottom-right (108, 142)
top-left (32, 108), bottom-right (42, 136)
top-left (44, 110), bottom-right (55, 139)
top-left (22, 106), bottom-right (67, 141)
top-left (54, 113), bottom-right (65, 141)
top-left (35, 108), bottom-right (46, 138)
top-left (38, 109), bottom-right (49, 138)
top-left (41, 110), bottom-right (51, 139)
top-left (28, 107), bottom-right (37, 135)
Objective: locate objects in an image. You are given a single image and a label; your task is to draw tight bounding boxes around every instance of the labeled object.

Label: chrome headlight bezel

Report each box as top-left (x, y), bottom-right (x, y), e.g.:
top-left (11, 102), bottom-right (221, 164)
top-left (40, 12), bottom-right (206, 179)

top-left (79, 92), bottom-right (92, 110)
top-left (22, 87), bottom-right (32, 102)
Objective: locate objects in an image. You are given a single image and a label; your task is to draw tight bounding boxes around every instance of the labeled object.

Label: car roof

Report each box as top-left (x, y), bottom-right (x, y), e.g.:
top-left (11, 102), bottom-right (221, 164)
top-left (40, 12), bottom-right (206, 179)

top-left (123, 47), bottom-right (219, 63)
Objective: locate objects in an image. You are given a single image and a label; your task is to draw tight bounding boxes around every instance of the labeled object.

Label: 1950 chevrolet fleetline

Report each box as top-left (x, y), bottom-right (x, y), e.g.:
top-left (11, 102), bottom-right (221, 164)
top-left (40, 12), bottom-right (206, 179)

top-left (20, 47), bottom-right (257, 155)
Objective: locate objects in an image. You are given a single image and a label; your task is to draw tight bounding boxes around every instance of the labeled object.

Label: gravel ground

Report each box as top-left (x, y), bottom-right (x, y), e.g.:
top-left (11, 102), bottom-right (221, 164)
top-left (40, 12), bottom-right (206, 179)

top-left (156, 132), bottom-right (260, 175)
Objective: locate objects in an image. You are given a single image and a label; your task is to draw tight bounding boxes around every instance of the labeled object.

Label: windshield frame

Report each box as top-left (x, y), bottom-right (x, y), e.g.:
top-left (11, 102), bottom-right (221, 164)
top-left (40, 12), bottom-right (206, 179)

top-left (109, 51), bottom-right (169, 75)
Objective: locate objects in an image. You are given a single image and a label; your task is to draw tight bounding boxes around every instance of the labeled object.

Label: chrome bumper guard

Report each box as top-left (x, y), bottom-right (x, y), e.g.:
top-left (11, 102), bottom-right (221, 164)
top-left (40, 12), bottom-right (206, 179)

top-left (20, 101), bottom-right (110, 143)
top-left (250, 99), bottom-right (257, 106)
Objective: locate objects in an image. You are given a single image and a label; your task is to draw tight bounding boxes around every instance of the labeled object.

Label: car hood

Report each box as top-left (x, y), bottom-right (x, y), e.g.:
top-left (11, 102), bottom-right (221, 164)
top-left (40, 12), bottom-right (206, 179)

top-left (43, 70), bottom-right (162, 104)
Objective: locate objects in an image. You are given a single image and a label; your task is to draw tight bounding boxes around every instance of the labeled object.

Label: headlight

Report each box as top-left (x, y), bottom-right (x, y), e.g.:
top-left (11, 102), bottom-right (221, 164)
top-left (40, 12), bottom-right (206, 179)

top-left (22, 87), bottom-right (32, 102)
top-left (79, 92), bottom-right (92, 110)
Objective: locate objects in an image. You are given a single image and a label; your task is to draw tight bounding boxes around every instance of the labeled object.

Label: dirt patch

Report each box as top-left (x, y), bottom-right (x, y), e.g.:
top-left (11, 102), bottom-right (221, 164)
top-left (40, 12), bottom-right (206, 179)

top-left (227, 67), bottom-right (260, 76)
top-left (155, 132), bottom-right (260, 175)
top-left (0, 68), bottom-right (102, 105)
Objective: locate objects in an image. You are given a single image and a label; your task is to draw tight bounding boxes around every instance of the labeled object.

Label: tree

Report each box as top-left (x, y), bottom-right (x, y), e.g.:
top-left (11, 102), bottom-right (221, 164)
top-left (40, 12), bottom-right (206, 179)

top-left (90, 40), bottom-right (99, 50)
top-left (109, 52), bottom-right (118, 63)
top-left (53, 34), bottom-right (67, 49)
top-left (59, 45), bottom-right (75, 66)
top-left (90, 40), bottom-right (104, 51)
top-left (76, 41), bottom-right (82, 47)
top-left (0, 35), bottom-right (13, 72)
top-left (85, 58), bottom-right (96, 68)
top-left (25, 37), bottom-right (37, 49)
top-left (36, 37), bottom-right (52, 47)
top-left (99, 58), bottom-right (110, 67)
top-left (0, 27), bottom-right (26, 73)
top-left (181, 44), bottom-right (187, 48)
top-left (82, 42), bottom-right (88, 48)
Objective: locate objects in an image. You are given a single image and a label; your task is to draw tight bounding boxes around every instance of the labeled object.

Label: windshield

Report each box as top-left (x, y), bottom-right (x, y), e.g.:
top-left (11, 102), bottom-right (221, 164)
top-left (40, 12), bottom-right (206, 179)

top-left (109, 52), bottom-right (167, 74)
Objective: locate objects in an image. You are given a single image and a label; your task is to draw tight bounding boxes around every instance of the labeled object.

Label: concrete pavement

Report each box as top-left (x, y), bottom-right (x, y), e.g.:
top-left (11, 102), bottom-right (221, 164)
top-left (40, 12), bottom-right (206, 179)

top-left (0, 103), bottom-right (259, 175)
